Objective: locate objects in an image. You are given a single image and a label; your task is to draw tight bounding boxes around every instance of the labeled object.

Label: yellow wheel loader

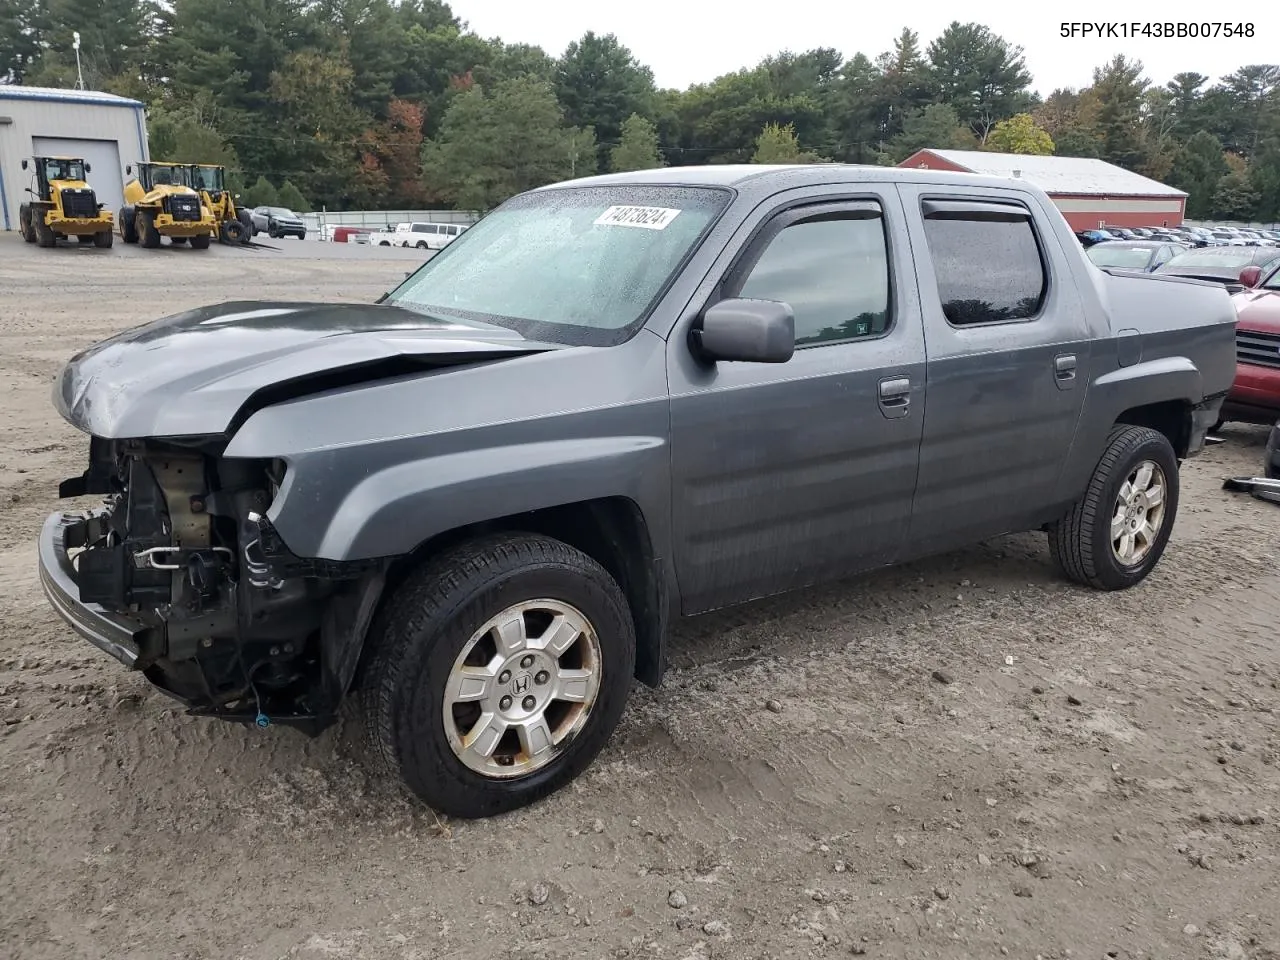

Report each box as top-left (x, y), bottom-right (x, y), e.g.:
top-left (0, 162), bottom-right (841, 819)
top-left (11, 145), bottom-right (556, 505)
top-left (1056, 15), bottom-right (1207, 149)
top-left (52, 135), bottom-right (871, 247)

top-left (188, 164), bottom-right (254, 244)
top-left (118, 162), bottom-right (217, 249)
top-left (18, 156), bottom-right (114, 248)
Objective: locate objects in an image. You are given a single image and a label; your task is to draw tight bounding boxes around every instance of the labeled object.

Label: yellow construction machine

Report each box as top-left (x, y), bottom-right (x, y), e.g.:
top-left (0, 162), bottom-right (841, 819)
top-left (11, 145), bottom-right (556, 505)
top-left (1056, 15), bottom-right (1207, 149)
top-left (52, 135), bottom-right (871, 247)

top-left (18, 156), bottom-right (114, 248)
top-left (118, 162), bottom-right (217, 249)
top-left (188, 164), bottom-right (254, 244)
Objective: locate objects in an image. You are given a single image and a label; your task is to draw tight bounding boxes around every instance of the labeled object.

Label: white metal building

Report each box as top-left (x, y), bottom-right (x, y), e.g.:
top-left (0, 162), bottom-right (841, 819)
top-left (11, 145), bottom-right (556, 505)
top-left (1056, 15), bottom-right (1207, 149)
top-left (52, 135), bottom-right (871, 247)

top-left (0, 85), bottom-right (150, 232)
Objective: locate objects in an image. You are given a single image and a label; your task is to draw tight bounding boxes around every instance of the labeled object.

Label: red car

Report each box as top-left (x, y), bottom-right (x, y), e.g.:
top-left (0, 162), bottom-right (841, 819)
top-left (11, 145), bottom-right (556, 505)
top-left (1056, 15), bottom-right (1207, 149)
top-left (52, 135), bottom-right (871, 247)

top-left (1222, 261), bottom-right (1280, 426)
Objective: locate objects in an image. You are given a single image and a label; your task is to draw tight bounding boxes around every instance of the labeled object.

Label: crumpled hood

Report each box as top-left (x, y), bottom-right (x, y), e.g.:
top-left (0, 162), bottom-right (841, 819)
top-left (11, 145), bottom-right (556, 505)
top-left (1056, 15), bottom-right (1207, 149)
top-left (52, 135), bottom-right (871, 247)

top-left (54, 300), bottom-right (560, 439)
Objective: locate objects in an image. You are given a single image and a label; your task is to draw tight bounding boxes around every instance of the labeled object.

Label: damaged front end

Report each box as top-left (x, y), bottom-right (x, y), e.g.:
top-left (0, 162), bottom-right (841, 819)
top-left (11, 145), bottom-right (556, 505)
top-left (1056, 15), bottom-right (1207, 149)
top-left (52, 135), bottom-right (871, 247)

top-left (38, 437), bottom-right (386, 732)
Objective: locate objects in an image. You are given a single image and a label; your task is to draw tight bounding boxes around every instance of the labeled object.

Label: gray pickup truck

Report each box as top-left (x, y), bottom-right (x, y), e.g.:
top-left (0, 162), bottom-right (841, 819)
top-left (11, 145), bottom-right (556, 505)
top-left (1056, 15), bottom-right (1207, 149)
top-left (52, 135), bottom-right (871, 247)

top-left (39, 165), bottom-right (1236, 817)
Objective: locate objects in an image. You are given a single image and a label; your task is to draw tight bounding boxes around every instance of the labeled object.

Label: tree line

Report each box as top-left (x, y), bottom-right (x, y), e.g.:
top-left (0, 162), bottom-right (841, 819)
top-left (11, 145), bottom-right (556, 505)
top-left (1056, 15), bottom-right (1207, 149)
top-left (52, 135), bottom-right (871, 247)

top-left (2, 0), bottom-right (1277, 220)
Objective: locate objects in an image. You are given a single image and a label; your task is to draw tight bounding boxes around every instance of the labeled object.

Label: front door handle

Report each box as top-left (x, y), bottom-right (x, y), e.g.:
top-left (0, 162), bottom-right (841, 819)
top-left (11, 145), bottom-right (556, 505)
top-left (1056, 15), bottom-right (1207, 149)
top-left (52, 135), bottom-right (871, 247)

top-left (878, 376), bottom-right (912, 419)
top-left (1054, 353), bottom-right (1077, 391)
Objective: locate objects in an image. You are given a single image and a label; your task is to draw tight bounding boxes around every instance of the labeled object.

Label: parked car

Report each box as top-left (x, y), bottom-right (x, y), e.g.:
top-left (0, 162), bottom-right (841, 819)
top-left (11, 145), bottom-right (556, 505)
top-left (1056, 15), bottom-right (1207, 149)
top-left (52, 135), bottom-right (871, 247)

top-left (1075, 228), bottom-right (1117, 247)
top-left (1154, 246), bottom-right (1280, 287)
top-left (1220, 261), bottom-right (1280, 427)
top-left (368, 221), bottom-right (467, 249)
top-left (1085, 239), bottom-right (1181, 273)
top-left (37, 165), bottom-right (1236, 818)
top-left (250, 206), bottom-right (306, 239)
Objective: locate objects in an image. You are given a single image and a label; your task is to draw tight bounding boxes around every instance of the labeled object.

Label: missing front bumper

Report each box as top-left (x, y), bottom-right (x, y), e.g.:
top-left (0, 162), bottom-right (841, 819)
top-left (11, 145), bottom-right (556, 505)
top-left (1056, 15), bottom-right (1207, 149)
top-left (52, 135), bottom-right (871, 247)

top-left (37, 512), bottom-right (152, 669)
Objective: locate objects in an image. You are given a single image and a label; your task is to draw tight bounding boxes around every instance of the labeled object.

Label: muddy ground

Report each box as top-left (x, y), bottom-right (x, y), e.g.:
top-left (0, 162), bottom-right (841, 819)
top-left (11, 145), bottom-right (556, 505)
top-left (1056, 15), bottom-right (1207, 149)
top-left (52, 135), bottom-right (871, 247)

top-left (1, 233), bottom-right (1278, 960)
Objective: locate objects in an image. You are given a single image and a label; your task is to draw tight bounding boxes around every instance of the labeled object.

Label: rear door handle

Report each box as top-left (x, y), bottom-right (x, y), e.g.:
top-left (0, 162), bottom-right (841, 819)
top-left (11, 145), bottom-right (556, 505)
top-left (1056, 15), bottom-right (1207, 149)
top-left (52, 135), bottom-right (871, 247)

top-left (878, 376), bottom-right (912, 419)
top-left (1054, 353), bottom-right (1077, 391)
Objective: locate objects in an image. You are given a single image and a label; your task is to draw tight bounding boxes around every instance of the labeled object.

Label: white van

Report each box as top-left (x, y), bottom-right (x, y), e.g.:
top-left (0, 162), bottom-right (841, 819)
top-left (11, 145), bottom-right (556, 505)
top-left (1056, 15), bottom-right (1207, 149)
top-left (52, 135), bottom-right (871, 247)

top-left (369, 221), bottom-right (467, 250)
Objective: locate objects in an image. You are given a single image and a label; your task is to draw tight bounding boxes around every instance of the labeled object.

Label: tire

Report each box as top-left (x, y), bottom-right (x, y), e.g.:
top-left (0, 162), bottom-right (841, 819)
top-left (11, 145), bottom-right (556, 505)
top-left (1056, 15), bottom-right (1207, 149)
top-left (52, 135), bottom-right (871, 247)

top-left (297, 231), bottom-right (306, 240)
top-left (34, 210), bottom-right (56, 247)
top-left (119, 206), bottom-right (138, 244)
top-left (138, 210), bottom-right (161, 249)
top-left (1047, 425), bottom-right (1180, 591)
top-left (236, 208), bottom-right (254, 239)
top-left (93, 230), bottom-right (113, 248)
top-left (360, 532), bottom-right (636, 818)
top-left (189, 233), bottom-right (211, 249)
top-left (220, 219), bottom-right (247, 244)
top-left (379, 241), bottom-right (390, 247)
top-left (18, 204), bottom-right (34, 242)
top-left (416, 240), bottom-right (428, 249)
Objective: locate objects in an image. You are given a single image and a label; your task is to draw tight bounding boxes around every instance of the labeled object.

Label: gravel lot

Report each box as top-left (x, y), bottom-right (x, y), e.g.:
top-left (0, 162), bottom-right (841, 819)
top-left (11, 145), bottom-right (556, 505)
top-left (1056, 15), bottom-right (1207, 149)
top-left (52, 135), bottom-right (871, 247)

top-left (1, 233), bottom-right (1278, 960)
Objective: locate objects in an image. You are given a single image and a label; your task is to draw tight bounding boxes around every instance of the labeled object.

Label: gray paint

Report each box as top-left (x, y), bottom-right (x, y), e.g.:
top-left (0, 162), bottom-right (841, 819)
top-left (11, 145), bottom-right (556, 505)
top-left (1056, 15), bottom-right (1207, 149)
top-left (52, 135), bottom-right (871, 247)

top-left (51, 164), bottom-right (1239, 629)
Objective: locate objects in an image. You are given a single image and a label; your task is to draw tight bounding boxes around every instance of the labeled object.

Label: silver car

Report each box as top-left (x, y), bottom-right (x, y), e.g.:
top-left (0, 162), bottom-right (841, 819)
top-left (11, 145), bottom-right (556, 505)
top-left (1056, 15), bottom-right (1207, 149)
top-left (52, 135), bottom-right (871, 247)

top-left (250, 206), bottom-right (306, 240)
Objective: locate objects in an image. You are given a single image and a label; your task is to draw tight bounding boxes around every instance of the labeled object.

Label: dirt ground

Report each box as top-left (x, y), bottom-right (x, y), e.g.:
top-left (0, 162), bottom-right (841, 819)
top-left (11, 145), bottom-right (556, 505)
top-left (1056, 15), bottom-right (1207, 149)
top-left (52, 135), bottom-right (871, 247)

top-left (1, 233), bottom-right (1278, 960)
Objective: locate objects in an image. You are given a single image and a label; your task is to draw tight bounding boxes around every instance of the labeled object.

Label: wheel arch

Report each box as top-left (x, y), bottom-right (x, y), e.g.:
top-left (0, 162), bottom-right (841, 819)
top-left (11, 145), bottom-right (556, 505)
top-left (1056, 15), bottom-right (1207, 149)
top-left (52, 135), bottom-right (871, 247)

top-left (340, 496), bottom-right (670, 701)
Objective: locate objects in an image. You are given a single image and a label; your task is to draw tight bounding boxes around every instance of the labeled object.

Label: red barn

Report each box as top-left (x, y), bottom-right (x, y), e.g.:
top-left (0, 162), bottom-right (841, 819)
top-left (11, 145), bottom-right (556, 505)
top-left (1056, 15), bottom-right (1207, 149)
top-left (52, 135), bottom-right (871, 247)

top-left (898, 149), bottom-right (1187, 231)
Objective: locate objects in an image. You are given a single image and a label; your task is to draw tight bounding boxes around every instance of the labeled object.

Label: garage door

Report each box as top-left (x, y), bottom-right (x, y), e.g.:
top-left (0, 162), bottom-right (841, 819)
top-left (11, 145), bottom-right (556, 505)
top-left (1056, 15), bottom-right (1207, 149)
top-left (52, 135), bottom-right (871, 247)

top-left (32, 137), bottom-right (124, 218)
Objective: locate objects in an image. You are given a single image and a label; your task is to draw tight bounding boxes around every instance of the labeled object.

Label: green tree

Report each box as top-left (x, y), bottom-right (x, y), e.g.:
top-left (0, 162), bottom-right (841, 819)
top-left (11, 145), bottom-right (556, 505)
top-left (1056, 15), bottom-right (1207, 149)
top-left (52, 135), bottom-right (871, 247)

top-left (269, 45), bottom-right (372, 206)
top-left (1212, 169), bottom-right (1260, 220)
top-left (883, 103), bottom-right (978, 163)
top-left (926, 22), bottom-right (1033, 140)
top-left (1088, 55), bottom-right (1148, 169)
top-left (420, 77), bottom-right (584, 211)
top-left (555, 31), bottom-right (655, 170)
top-left (1168, 131), bottom-right (1227, 219)
top-left (242, 175), bottom-right (278, 207)
top-left (276, 179), bottom-right (309, 211)
top-left (986, 113), bottom-right (1054, 154)
top-left (25, 0), bottom-right (161, 93)
top-left (0, 0), bottom-right (42, 83)
top-left (751, 122), bottom-right (823, 163)
top-left (1250, 137), bottom-right (1280, 221)
top-left (610, 113), bottom-right (663, 171)
top-left (147, 102), bottom-right (240, 168)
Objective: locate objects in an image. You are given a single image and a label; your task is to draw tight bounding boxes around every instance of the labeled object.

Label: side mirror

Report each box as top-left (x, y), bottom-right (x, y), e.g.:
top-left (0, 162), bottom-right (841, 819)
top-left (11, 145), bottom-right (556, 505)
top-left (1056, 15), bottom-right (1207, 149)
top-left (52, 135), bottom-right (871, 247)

top-left (21, 159), bottom-right (28, 170)
top-left (1240, 266), bottom-right (1263, 288)
top-left (85, 162), bottom-right (91, 173)
top-left (690, 298), bottom-right (795, 364)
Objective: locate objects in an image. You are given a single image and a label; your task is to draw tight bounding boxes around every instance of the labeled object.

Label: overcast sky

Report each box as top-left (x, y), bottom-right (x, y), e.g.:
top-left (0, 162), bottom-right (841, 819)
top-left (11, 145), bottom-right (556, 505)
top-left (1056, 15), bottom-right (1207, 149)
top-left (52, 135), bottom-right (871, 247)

top-left (450, 1), bottom-right (1276, 95)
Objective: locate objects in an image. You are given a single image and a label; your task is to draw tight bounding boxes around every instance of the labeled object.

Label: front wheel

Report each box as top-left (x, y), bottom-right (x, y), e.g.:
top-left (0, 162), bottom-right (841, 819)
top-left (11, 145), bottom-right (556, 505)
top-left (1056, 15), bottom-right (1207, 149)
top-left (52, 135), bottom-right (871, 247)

top-left (360, 532), bottom-right (636, 818)
top-left (1048, 425), bottom-right (1180, 590)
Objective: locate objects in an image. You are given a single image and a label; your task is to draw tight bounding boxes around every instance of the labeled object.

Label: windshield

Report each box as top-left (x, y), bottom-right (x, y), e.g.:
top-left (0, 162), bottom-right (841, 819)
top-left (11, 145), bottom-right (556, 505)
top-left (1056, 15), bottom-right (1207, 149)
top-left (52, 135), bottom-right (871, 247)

top-left (190, 166), bottom-right (224, 191)
top-left (42, 158), bottom-right (85, 182)
top-left (145, 164), bottom-right (191, 188)
top-left (383, 185), bottom-right (731, 346)
top-left (1087, 245), bottom-right (1154, 269)
top-left (269, 207), bottom-right (294, 216)
top-left (1161, 249), bottom-right (1259, 269)
top-left (1261, 262), bottom-right (1280, 289)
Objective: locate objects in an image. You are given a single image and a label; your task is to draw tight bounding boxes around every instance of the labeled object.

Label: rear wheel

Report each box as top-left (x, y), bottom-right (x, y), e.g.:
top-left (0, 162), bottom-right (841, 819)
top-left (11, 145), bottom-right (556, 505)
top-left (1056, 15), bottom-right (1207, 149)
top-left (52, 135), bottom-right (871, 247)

top-left (1048, 425), bottom-right (1180, 590)
top-left (138, 211), bottom-right (161, 249)
top-left (93, 230), bottom-right (113, 248)
top-left (360, 532), bottom-right (636, 818)
top-left (189, 232), bottom-right (211, 249)
top-left (119, 206), bottom-right (138, 244)
top-left (18, 204), bottom-right (35, 243)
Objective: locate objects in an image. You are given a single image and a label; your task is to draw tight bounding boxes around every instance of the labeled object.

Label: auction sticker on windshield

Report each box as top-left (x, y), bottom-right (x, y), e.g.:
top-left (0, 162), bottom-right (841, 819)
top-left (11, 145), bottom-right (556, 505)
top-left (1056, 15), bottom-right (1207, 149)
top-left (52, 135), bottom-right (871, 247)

top-left (594, 206), bottom-right (682, 230)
